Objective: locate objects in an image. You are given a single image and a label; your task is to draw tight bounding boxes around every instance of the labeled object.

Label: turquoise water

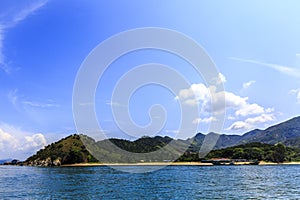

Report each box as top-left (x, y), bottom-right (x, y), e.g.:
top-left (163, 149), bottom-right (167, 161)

top-left (0, 165), bottom-right (299, 199)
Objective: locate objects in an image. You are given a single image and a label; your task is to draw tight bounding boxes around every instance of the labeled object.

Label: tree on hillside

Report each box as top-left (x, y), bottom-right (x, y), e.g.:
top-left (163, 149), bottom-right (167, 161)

top-left (272, 143), bottom-right (286, 163)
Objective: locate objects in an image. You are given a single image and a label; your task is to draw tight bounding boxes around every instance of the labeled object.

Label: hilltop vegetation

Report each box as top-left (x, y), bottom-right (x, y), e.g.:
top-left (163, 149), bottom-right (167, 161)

top-left (81, 135), bottom-right (187, 163)
top-left (109, 136), bottom-right (173, 153)
top-left (24, 116), bottom-right (300, 165)
top-left (25, 135), bottom-right (300, 165)
top-left (208, 116), bottom-right (300, 149)
top-left (204, 142), bottom-right (300, 163)
top-left (26, 135), bottom-right (97, 166)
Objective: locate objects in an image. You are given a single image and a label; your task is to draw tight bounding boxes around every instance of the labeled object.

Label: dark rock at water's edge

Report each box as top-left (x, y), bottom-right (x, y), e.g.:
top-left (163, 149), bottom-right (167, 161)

top-left (0, 159), bottom-right (13, 165)
top-left (24, 134), bottom-right (98, 166)
top-left (11, 116), bottom-right (300, 166)
top-left (24, 157), bottom-right (61, 167)
top-left (1, 158), bottom-right (61, 167)
top-left (2, 159), bottom-right (22, 166)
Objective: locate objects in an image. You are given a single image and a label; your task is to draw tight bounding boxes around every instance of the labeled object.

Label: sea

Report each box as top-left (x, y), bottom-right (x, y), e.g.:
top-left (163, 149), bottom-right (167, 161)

top-left (0, 165), bottom-right (299, 199)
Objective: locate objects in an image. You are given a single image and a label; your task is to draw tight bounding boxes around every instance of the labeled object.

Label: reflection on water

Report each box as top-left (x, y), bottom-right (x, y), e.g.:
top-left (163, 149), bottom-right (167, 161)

top-left (0, 165), bottom-right (299, 199)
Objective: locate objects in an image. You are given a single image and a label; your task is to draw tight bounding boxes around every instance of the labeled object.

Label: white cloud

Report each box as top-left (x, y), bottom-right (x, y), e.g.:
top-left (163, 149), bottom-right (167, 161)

top-left (192, 116), bottom-right (217, 124)
top-left (7, 89), bottom-right (59, 110)
top-left (0, 129), bottom-right (18, 150)
top-left (10, 1), bottom-right (48, 25)
top-left (290, 89), bottom-right (299, 94)
top-left (221, 91), bottom-right (247, 108)
top-left (245, 113), bottom-right (275, 124)
top-left (178, 85), bottom-right (260, 116)
top-left (177, 82), bottom-right (275, 132)
top-left (0, 26), bottom-right (7, 73)
top-left (289, 89), bottom-right (300, 104)
top-left (0, 123), bottom-right (47, 159)
top-left (0, 0), bottom-right (48, 73)
top-left (265, 108), bottom-right (274, 113)
top-left (79, 102), bottom-right (94, 106)
top-left (227, 113), bottom-right (275, 131)
top-left (7, 89), bottom-right (18, 108)
top-left (176, 83), bottom-right (210, 107)
top-left (183, 99), bottom-right (199, 106)
top-left (178, 83), bottom-right (209, 101)
top-left (243, 80), bottom-right (256, 89)
top-left (106, 101), bottom-right (127, 107)
top-left (235, 103), bottom-right (265, 117)
top-left (229, 57), bottom-right (300, 78)
top-left (227, 116), bottom-right (235, 120)
top-left (22, 101), bottom-right (60, 108)
top-left (227, 121), bottom-right (251, 130)
top-left (23, 133), bottom-right (47, 150)
top-left (177, 83), bottom-right (273, 117)
top-left (213, 73), bottom-right (226, 85)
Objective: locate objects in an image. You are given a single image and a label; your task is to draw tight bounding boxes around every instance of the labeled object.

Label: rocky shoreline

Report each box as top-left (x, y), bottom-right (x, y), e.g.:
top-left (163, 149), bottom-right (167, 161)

top-left (26, 157), bottom-right (62, 167)
top-left (3, 157), bottom-right (62, 167)
top-left (3, 160), bottom-right (300, 167)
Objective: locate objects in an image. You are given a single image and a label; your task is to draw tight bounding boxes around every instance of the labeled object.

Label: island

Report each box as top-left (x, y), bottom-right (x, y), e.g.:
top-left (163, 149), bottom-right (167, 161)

top-left (3, 116), bottom-right (300, 167)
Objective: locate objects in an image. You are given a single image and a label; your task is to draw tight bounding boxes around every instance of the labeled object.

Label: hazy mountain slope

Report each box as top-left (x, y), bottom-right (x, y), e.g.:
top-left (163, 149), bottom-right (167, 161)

top-left (238, 116), bottom-right (300, 145)
top-left (206, 117), bottom-right (300, 149)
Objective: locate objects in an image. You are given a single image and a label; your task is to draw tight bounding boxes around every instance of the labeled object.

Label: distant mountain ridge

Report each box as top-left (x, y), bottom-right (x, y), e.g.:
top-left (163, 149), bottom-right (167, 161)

top-left (181, 116), bottom-right (300, 152)
top-left (0, 159), bottom-right (12, 165)
top-left (24, 116), bottom-right (300, 165)
top-left (215, 116), bottom-right (300, 148)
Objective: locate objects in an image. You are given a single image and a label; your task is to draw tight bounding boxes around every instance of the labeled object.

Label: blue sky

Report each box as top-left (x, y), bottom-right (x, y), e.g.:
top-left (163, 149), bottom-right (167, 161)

top-left (0, 0), bottom-right (300, 159)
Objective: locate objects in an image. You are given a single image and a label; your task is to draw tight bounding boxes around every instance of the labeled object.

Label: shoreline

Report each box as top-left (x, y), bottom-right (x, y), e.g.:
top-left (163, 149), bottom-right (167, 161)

top-left (62, 162), bottom-right (213, 167)
top-left (61, 161), bottom-right (300, 167)
top-left (259, 161), bottom-right (300, 165)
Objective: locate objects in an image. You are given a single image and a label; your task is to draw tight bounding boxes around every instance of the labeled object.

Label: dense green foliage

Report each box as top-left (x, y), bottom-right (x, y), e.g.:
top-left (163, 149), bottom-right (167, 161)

top-left (110, 136), bottom-right (173, 153)
top-left (205, 142), bottom-right (300, 163)
top-left (25, 116), bottom-right (300, 164)
top-left (82, 135), bottom-right (186, 163)
top-left (214, 116), bottom-right (300, 149)
top-left (26, 135), bottom-right (300, 164)
top-left (179, 117), bottom-right (300, 152)
top-left (176, 152), bottom-right (201, 162)
top-left (26, 134), bottom-right (97, 164)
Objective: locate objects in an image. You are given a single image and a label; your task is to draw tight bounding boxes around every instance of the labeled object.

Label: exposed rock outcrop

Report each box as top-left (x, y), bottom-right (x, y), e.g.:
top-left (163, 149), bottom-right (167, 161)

top-left (27, 157), bottom-right (61, 167)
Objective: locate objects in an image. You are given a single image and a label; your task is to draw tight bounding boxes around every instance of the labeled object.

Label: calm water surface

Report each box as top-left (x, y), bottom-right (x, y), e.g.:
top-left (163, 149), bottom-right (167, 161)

top-left (0, 165), bottom-right (299, 199)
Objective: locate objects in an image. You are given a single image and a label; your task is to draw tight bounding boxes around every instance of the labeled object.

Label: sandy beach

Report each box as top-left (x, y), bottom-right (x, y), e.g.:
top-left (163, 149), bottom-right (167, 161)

top-left (259, 161), bottom-right (300, 165)
top-left (62, 162), bottom-right (213, 167)
top-left (62, 161), bottom-right (300, 167)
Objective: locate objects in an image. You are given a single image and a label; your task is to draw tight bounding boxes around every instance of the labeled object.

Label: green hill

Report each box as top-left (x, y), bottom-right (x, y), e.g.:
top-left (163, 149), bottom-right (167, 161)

top-left (25, 134), bottom-right (300, 165)
top-left (24, 116), bottom-right (300, 165)
top-left (81, 135), bottom-right (188, 163)
top-left (204, 142), bottom-right (300, 163)
top-left (199, 116), bottom-right (300, 149)
top-left (25, 134), bottom-right (97, 166)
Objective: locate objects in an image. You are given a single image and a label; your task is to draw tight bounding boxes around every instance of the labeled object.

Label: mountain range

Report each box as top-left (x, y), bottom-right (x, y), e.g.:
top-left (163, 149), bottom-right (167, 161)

top-left (24, 116), bottom-right (300, 165)
top-left (212, 116), bottom-right (300, 148)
